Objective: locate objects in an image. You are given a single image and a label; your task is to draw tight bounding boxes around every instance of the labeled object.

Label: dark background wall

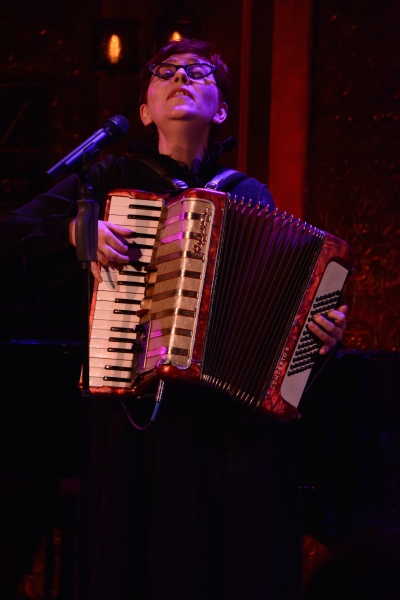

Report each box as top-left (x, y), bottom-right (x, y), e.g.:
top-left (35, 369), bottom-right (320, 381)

top-left (306, 0), bottom-right (400, 351)
top-left (0, 1), bottom-right (399, 598)
top-left (1, 0), bottom-right (399, 350)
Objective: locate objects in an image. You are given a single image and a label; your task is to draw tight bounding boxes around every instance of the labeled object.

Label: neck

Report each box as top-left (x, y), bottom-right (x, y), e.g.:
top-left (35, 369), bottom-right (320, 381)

top-left (157, 122), bottom-right (211, 166)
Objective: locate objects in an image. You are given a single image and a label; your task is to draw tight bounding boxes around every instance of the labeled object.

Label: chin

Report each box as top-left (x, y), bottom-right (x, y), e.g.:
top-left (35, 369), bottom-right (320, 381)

top-left (169, 109), bottom-right (197, 120)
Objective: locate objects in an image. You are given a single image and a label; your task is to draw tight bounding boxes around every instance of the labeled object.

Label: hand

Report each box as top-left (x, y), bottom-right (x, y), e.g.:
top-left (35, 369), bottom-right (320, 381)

top-left (69, 218), bottom-right (134, 283)
top-left (308, 305), bottom-right (348, 355)
top-left (92, 220), bottom-right (135, 282)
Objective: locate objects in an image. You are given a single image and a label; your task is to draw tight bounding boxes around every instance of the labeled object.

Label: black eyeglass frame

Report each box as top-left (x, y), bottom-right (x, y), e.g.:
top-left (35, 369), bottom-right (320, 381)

top-left (148, 62), bottom-right (217, 80)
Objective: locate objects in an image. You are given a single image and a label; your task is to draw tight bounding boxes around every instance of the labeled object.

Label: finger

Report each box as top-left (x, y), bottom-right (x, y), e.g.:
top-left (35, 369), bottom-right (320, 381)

top-left (98, 221), bottom-right (130, 252)
top-left (307, 320), bottom-right (336, 353)
top-left (91, 261), bottom-right (103, 283)
top-left (312, 312), bottom-right (338, 335)
top-left (97, 249), bottom-right (117, 268)
top-left (106, 222), bottom-right (134, 238)
top-left (319, 341), bottom-right (335, 355)
top-left (312, 304), bottom-right (348, 336)
top-left (326, 305), bottom-right (348, 330)
top-left (97, 249), bottom-right (127, 271)
top-left (101, 244), bottom-right (130, 263)
top-left (98, 234), bottom-right (130, 263)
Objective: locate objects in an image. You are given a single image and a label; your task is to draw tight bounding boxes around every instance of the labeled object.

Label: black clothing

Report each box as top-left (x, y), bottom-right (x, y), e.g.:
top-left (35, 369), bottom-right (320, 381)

top-left (0, 146), bottom-right (273, 268)
top-left (0, 148), bottom-right (302, 600)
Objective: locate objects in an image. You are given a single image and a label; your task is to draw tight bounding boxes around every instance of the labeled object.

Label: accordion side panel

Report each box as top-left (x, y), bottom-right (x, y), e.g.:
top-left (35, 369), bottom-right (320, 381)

top-left (260, 232), bottom-right (354, 419)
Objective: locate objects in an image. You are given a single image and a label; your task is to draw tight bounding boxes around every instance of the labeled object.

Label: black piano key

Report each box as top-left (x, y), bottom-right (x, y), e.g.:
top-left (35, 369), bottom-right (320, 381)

top-left (110, 327), bottom-right (136, 333)
top-left (105, 365), bottom-right (132, 372)
top-left (120, 270), bottom-right (146, 277)
top-left (127, 242), bottom-right (154, 250)
top-left (103, 376), bottom-right (133, 383)
top-left (107, 348), bottom-right (135, 354)
top-left (131, 232), bottom-right (157, 239)
top-left (109, 337), bottom-right (136, 343)
top-left (118, 281), bottom-right (146, 287)
top-left (128, 204), bottom-right (162, 211)
top-left (127, 214), bottom-right (159, 221)
top-left (129, 261), bottom-right (149, 269)
top-left (113, 309), bottom-right (137, 315)
top-left (115, 298), bottom-right (141, 305)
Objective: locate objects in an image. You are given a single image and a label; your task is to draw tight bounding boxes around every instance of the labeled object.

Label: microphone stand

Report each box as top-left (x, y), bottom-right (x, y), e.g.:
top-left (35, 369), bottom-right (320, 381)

top-left (45, 121), bottom-right (128, 597)
top-left (75, 172), bottom-right (99, 393)
top-left (74, 170), bottom-right (99, 599)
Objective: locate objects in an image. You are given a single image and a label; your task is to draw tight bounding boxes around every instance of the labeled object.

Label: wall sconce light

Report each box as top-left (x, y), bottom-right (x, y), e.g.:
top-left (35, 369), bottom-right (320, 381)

top-left (92, 19), bottom-right (139, 73)
top-left (155, 13), bottom-right (198, 48)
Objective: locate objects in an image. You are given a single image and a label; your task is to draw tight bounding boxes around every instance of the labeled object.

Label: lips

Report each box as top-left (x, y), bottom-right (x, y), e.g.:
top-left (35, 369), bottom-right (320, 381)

top-left (167, 88), bottom-right (194, 100)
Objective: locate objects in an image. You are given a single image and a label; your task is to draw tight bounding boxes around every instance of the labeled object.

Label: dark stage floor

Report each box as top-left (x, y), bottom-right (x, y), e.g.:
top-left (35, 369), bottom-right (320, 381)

top-left (1, 338), bottom-right (399, 599)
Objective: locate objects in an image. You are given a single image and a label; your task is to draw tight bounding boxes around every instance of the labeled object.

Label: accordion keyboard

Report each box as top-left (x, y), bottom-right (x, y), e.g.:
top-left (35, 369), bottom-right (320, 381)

top-left (89, 191), bottom-right (163, 389)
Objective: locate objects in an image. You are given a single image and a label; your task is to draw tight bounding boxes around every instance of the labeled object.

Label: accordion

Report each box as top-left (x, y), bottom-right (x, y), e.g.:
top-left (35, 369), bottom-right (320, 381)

top-left (88, 188), bottom-right (353, 421)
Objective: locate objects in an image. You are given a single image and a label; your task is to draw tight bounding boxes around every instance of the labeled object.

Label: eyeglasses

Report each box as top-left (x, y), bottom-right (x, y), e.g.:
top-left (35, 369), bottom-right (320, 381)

top-left (148, 62), bottom-right (217, 80)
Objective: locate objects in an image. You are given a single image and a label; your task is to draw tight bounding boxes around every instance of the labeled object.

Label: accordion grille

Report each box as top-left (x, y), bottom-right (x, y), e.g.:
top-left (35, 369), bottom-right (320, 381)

top-left (201, 201), bottom-right (325, 408)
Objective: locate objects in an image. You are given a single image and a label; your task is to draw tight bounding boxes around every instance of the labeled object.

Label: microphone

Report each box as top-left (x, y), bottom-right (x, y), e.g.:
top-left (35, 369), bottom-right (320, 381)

top-left (46, 115), bottom-right (129, 179)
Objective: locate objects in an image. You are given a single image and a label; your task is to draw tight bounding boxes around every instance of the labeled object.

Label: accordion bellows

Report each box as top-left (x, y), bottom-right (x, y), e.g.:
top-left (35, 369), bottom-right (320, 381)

top-left (88, 189), bottom-right (353, 421)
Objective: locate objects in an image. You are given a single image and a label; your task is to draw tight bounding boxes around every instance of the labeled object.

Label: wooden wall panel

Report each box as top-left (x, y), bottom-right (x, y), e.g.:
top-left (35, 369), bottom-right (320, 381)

top-left (268, 0), bottom-right (313, 218)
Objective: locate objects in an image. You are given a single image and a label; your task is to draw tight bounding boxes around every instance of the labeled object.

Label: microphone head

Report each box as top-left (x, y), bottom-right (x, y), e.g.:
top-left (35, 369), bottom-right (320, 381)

top-left (103, 115), bottom-right (130, 141)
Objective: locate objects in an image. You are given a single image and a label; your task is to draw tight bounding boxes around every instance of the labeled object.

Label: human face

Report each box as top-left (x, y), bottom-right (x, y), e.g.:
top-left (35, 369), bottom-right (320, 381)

top-left (140, 53), bottom-right (227, 134)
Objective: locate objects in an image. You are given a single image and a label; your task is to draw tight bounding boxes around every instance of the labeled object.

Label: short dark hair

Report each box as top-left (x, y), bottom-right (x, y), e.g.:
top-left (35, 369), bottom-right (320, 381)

top-left (138, 39), bottom-right (232, 106)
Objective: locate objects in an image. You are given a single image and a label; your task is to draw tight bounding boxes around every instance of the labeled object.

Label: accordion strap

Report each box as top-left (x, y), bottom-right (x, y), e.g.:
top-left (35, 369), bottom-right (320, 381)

top-left (127, 150), bottom-right (247, 192)
top-left (129, 153), bottom-right (189, 191)
top-left (204, 168), bottom-right (248, 191)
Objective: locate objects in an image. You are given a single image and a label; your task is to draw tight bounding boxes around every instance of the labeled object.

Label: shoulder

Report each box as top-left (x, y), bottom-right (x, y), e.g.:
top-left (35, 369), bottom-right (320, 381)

top-left (89, 154), bottom-right (144, 206)
top-left (90, 152), bottom-right (178, 196)
top-left (230, 177), bottom-right (275, 211)
top-left (90, 154), bottom-right (134, 184)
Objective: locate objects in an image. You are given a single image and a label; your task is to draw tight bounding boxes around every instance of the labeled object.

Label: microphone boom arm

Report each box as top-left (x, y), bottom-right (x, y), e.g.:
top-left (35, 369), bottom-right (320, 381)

top-left (46, 115), bottom-right (129, 180)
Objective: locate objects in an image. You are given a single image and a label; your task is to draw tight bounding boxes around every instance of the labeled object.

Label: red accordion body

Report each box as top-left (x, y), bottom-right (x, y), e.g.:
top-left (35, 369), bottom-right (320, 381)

top-left (88, 188), bottom-right (353, 421)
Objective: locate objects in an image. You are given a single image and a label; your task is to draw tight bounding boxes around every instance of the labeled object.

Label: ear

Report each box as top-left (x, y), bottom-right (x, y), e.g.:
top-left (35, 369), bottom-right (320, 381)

top-left (211, 101), bottom-right (228, 126)
top-left (140, 104), bottom-right (153, 126)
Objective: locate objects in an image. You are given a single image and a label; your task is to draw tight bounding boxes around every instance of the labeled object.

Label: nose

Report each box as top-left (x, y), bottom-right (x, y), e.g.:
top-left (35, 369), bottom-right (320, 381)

top-left (174, 67), bottom-right (188, 83)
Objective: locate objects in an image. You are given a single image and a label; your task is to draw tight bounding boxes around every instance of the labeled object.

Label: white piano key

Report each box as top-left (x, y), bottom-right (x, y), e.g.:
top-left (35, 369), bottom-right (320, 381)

top-left (107, 218), bottom-right (159, 232)
top-left (117, 263), bottom-right (149, 272)
top-left (90, 328), bottom-right (109, 339)
top-left (89, 347), bottom-right (135, 360)
top-left (90, 338), bottom-right (133, 350)
top-left (109, 196), bottom-right (163, 208)
top-left (90, 357), bottom-right (133, 368)
top-left (89, 376), bottom-right (133, 389)
top-left (127, 247), bottom-right (154, 259)
top-left (99, 270), bottom-right (146, 284)
top-left (91, 329), bottom-right (139, 342)
top-left (89, 366), bottom-right (132, 377)
top-left (109, 205), bottom-right (162, 218)
top-left (90, 329), bottom-right (135, 340)
top-left (96, 289), bottom-right (144, 302)
top-left (101, 281), bottom-right (137, 295)
top-left (92, 310), bottom-right (139, 328)
top-left (98, 276), bottom-right (146, 293)
top-left (91, 318), bottom-right (138, 330)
